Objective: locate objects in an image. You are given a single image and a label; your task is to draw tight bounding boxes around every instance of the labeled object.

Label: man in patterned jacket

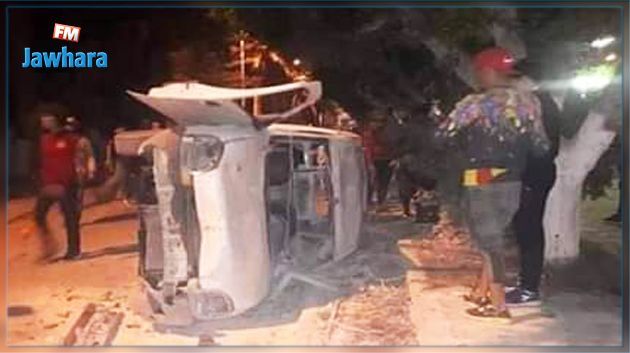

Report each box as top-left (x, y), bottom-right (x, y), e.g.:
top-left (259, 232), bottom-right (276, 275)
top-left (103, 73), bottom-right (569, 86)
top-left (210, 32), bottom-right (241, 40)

top-left (437, 47), bottom-right (550, 319)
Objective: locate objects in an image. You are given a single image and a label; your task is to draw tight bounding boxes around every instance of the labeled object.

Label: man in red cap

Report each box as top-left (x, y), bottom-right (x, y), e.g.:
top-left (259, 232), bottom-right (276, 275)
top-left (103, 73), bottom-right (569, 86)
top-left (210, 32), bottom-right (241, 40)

top-left (437, 47), bottom-right (550, 319)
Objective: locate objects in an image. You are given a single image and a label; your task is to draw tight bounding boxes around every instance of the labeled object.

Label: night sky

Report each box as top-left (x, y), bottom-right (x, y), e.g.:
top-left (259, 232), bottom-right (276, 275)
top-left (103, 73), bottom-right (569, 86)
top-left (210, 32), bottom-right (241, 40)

top-left (7, 6), bottom-right (623, 140)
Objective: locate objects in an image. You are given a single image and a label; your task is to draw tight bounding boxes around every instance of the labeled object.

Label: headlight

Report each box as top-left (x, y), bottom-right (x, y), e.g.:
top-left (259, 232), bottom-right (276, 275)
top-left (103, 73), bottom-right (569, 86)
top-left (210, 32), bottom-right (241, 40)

top-left (180, 135), bottom-right (224, 173)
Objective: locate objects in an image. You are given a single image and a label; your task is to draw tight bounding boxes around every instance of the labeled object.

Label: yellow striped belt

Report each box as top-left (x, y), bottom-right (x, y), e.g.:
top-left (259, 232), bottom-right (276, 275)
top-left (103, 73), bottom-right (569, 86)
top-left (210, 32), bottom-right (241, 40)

top-left (463, 168), bottom-right (508, 187)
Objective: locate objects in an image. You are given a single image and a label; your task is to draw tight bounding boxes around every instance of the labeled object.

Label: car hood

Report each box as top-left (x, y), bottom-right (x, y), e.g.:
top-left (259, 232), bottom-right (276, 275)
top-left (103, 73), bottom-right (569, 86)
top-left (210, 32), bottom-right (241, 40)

top-left (127, 81), bottom-right (322, 127)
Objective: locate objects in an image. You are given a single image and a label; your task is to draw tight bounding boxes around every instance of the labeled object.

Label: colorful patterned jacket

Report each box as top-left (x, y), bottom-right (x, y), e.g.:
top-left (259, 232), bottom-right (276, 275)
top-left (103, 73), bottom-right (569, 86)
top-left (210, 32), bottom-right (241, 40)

top-left (436, 86), bottom-right (550, 184)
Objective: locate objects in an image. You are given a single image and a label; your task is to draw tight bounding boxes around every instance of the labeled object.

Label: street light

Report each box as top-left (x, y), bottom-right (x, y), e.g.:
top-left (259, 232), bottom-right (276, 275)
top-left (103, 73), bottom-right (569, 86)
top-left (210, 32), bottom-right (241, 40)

top-left (571, 73), bottom-right (612, 93)
top-left (590, 36), bottom-right (615, 49)
top-left (605, 53), bottom-right (617, 62)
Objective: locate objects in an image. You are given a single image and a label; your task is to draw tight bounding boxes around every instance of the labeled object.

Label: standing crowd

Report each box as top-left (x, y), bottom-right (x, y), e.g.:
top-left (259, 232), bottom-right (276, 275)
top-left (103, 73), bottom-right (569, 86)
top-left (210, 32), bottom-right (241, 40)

top-left (359, 47), bottom-right (560, 319)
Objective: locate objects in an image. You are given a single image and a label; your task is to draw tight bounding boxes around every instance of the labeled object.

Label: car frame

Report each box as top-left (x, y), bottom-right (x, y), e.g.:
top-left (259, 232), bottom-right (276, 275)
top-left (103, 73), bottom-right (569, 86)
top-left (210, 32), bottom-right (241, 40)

top-left (116, 81), bottom-right (367, 322)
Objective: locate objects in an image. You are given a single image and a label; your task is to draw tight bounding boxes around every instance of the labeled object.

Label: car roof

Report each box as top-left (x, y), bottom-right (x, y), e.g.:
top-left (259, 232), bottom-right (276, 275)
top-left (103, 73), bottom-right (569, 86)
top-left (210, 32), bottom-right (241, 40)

top-left (268, 123), bottom-right (360, 141)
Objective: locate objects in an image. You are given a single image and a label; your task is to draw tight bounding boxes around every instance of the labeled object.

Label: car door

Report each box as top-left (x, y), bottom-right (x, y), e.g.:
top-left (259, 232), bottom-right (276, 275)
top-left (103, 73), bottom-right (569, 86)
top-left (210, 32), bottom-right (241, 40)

top-left (330, 138), bottom-right (366, 260)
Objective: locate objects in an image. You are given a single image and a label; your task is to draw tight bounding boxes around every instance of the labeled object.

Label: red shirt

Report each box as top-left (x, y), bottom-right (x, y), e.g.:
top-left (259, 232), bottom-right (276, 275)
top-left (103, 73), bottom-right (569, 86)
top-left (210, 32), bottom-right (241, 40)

top-left (362, 126), bottom-right (391, 161)
top-left (372, 133), bottom-right (391, 160)
top-left (361, 128), bottom-right (376, 166)
top-left (40, 132), bottom-right (79, 186)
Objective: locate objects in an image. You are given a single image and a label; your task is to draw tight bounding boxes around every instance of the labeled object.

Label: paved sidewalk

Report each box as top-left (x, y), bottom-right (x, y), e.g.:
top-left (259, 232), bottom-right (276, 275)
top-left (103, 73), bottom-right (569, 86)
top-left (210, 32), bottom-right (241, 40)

top-left (400, 201), bottom-right (622, 347)
top-left (406, 269), bottom-right (621, 346)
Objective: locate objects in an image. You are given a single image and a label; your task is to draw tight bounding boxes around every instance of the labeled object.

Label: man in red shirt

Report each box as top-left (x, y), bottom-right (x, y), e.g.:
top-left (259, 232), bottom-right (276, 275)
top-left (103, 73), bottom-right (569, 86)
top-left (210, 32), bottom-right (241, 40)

top-left (35, 114), bottom-right (83, 260)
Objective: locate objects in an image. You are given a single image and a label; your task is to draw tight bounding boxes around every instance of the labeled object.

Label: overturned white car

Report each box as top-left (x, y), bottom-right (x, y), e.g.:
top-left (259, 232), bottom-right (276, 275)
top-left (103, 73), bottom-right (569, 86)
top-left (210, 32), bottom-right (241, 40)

top-left (115, 82), bottom-right (367, 322)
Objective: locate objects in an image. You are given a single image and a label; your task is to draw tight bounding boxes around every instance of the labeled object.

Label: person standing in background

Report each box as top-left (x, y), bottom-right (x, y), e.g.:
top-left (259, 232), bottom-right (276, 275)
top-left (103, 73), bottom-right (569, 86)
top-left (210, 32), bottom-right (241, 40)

top-left (508, 73), bottom-right (561, 306)
top-left (35, 115), bottom-right (84, 260)
top-left (85, 127), bottom-right (106, 183)
top-left (105, 127), bottom-right (126, 177)
top-left (393, 103), bottom-right (441, 219)
top-left (64, 116), bottom-right (97, 186)
top-left (373, 110), bottom-right (396, 205)
top-left (603, 136), bottom-right (622, 223)
top-left (96, 126), bottom-right (132, 204)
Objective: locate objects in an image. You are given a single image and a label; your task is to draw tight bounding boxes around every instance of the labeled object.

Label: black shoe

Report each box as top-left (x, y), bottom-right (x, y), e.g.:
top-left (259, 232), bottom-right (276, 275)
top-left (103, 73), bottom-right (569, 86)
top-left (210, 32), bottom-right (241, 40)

top-left (604, 213), bottom-right (621, 223)
top-left (505, 287), bottom-right (541, 307)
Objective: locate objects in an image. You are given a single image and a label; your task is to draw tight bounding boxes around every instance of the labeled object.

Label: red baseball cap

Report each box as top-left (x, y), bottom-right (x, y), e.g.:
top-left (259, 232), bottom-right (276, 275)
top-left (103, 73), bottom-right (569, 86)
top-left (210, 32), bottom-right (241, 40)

top-left (473, 47), bottom-right (517, 74)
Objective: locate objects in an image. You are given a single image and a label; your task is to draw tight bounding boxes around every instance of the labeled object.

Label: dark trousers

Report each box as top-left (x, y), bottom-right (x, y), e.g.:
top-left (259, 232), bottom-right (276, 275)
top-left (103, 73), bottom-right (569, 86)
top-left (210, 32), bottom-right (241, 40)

top-left (374, 159), bottom-right (393, 204)
top-left (397, 166), bottom-right (438, 215)
top-left (35, 184), bottom-right (82, 256)
top-left (513, 180), bottom-right (553, 292)
top-left (464, 181), bottom-right (522, 284)
top-left (398, 172), bottom-right (416, 215)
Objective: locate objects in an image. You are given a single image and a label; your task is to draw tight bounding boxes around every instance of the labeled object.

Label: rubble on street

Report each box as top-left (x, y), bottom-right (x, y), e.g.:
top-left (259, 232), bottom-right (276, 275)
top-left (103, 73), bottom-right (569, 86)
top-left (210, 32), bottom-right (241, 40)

top-left (6, 197), bottom-right (622, 346)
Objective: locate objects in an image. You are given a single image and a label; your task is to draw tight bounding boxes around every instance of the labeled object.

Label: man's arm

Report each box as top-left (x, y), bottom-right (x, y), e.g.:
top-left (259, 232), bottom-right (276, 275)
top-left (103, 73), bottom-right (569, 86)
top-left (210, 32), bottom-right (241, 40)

top-left (524, 92), bottom-right (552, 158)
top-left (76, 136), bottom-right (96, 181)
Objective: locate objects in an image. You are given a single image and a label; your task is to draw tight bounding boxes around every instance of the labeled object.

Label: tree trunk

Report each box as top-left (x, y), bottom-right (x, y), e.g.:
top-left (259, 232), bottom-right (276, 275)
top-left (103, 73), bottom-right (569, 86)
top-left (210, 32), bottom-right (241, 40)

top-left (543, 111), bottom-right (616, 263)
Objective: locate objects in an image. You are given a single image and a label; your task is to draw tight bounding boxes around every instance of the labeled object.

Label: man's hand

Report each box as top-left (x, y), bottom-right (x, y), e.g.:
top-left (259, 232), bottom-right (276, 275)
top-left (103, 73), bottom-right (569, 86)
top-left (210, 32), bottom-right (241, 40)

top-left (87, 158), bottom-right (97, 180)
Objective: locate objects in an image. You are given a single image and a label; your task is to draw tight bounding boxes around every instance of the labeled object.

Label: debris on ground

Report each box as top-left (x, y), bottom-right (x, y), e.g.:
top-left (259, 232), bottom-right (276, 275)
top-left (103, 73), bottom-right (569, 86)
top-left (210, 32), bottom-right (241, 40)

top-left (399, 215), bottom-right (482, 271)
top-left (419, 215), bottom-right (473, 249)
top-left (7, 197), bottom-right (621, 346)
top-left (63, 303), bottom-right (125, 346)
top-left (57, 311), bottom-right (71, 319)
top-left (323, 283), bottom-right (417, 345)
top-left (8, 305), bottom-right (34, 317)
top-left (43, 323), bottom-right (60, 330)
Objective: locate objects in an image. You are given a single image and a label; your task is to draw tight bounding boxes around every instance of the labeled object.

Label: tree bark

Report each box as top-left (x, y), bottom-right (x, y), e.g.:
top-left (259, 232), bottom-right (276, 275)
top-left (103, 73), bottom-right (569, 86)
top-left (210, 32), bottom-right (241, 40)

top-left (544, 87), bottom-right (619, 263)
top-left (544, 113), bottom-right (616, 263)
